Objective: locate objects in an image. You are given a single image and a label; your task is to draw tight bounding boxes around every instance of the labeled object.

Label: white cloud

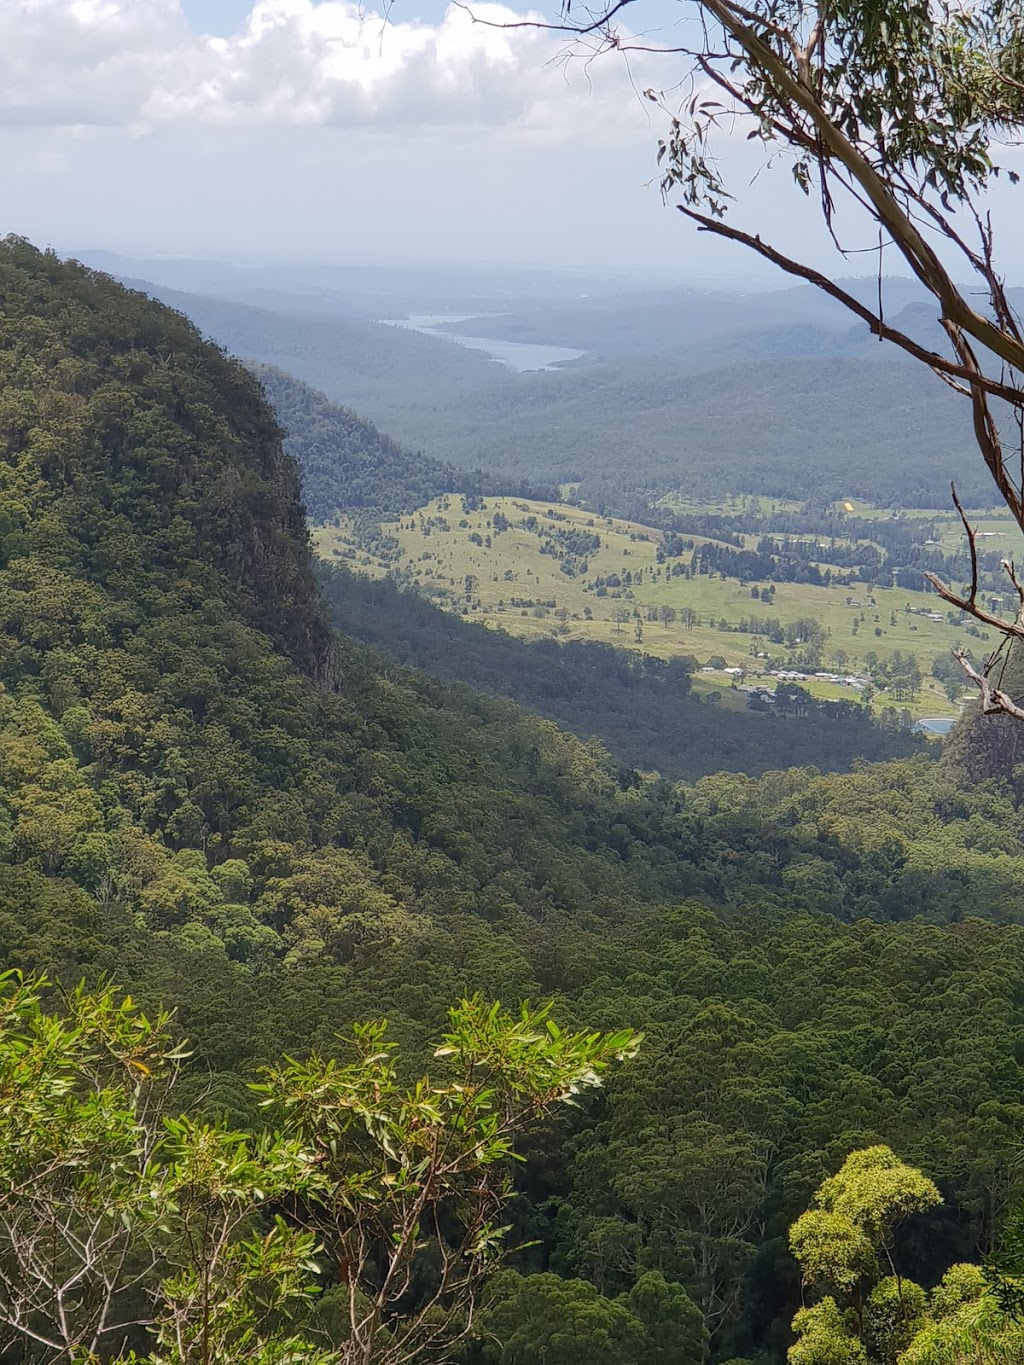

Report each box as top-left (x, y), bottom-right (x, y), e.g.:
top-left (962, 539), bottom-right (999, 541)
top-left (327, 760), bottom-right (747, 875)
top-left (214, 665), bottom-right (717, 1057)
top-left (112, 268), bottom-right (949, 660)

top-left (0, 0), bottom-right (656, 138)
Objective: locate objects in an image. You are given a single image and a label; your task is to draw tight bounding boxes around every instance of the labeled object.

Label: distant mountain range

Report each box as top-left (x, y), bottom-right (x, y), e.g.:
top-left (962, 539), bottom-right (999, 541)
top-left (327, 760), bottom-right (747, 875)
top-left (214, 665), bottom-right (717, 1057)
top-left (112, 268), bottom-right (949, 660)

top-left (65, 249), bottom-right (638, 316)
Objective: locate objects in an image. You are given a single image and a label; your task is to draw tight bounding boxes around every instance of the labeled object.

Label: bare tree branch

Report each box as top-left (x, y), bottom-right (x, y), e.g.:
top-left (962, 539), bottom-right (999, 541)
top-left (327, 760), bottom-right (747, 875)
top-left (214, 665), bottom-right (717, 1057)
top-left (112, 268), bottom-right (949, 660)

top-left (676, 206), bottom-right (1024, 405)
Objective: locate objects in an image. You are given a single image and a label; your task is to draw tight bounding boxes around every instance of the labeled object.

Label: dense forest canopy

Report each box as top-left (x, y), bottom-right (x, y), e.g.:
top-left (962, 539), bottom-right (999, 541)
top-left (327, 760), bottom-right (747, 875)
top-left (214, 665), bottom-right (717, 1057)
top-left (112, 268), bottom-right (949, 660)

top-left (3, 239), bottom-right (1024, 1362)
top-left (373, 357), bottom-right (986, 509)
top-left (251, 363), bottom-right (550, 523)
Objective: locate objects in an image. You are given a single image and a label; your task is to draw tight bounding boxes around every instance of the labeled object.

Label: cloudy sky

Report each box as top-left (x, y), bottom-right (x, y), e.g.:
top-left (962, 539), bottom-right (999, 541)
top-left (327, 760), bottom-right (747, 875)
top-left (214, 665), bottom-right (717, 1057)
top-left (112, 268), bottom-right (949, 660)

top-left (2, 0), bottom-right (1021, 284)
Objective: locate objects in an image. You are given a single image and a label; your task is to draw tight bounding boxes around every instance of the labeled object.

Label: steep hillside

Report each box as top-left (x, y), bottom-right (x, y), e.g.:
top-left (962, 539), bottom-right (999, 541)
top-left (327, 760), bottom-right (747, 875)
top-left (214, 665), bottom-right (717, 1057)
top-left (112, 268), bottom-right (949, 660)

top-left (9, 240), bottom-right (1024, 1362)
top-left (252, 363), bottom-right (547, 521)
top-left (0, 241), bottom-right (333, 679)
top-left (0, 238), bottom-right (700, 961)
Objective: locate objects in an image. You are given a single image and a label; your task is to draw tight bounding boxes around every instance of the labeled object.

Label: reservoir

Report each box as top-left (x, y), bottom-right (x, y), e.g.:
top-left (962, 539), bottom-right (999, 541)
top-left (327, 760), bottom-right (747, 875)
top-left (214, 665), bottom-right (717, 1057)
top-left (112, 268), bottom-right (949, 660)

top-left (381, 314), bottom-right (585, 373)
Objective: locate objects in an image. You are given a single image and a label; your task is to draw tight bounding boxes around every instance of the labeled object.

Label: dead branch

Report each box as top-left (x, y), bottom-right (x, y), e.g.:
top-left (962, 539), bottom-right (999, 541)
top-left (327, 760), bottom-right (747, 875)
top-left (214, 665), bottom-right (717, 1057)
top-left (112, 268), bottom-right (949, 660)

top-left (676, 206), bottom-right (1024, 405)
top-left (951, 649), bottom-right (1024, 720)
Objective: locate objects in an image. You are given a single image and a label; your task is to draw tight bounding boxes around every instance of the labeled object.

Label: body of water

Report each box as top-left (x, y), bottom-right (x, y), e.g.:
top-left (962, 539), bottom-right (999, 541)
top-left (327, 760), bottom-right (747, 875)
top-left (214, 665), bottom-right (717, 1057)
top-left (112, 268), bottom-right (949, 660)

top-left (380, 314), bottom-right (586, 373)
top-left (915, 717), bottom-right (955, 735)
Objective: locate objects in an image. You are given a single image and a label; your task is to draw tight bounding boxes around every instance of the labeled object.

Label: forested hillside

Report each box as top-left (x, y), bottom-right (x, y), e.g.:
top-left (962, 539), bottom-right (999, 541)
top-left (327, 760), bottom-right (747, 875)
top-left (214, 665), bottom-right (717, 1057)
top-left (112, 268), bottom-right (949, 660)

top-left (252, 363), bottom-right (548, 521)
top-left (387, 356), bottom-right (983, 507)
top-left (123, 277), bottom-right (504, 411)
top-left (5, 240), bottom-right (1024, 1363)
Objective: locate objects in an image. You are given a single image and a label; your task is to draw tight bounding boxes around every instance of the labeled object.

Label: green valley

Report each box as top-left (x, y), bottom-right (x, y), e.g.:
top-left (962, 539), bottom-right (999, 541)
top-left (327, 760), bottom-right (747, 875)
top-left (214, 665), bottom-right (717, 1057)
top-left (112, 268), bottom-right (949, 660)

top-left (15, 0), bottom-right (1024, 1360)
top-left (105, 272), bottom-right (993, 512)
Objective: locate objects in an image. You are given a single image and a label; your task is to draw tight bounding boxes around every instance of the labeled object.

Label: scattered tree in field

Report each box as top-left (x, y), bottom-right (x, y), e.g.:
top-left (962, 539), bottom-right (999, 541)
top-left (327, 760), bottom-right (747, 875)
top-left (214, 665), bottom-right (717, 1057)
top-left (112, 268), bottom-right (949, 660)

top-left (612, 605), bottom-right (632, 634)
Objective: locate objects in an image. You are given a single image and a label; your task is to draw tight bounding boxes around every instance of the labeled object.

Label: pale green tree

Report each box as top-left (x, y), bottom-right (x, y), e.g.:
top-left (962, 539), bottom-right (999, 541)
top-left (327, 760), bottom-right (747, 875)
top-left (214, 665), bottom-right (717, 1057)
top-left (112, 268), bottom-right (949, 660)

top-left (788, 1149), bottom-right (1024, 1365)
top-left (899, 1264), bottom-right (1024, 1365)
top-left (789, 1299), bottom-right (868, 1365)
top-left (787, 1147), bottom-right (939, 1365)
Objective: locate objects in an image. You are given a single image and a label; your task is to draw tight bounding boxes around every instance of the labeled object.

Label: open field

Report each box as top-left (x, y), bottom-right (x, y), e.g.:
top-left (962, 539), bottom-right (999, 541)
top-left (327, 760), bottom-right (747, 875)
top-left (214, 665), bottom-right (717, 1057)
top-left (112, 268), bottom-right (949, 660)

top-left (662, 491), bottom-right (1023, 555)
top-left (832, 499), bottom-right (1023, 561)
top-left (311, 494), bottom-right (1015, 719)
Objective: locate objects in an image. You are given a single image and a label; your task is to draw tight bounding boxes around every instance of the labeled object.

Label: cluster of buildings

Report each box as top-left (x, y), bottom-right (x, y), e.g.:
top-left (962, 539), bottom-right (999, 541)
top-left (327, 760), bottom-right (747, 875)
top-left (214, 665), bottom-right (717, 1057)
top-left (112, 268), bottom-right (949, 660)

top-left (705, 666), bottom-right (872, 695)
top-left (787, 669), bottom-right (871, 691)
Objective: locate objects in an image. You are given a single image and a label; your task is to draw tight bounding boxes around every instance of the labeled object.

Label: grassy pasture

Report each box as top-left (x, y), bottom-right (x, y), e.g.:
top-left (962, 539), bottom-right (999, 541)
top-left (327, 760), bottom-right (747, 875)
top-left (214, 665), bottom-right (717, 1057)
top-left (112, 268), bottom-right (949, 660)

top-left (313, 495), bottom-right (1018, 719)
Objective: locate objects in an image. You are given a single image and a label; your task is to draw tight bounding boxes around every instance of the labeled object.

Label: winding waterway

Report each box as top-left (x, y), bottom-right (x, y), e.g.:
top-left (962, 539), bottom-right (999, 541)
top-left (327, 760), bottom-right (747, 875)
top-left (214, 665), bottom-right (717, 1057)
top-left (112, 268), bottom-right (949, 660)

top-left (380, 314), bottom-right (586, 373)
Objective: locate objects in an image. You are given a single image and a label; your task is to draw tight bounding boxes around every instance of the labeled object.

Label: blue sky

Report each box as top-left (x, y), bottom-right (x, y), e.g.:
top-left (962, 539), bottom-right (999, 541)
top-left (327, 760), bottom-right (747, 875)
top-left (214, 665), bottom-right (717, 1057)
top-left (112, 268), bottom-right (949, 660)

top-left (180, 0), bottom-right (256, 32)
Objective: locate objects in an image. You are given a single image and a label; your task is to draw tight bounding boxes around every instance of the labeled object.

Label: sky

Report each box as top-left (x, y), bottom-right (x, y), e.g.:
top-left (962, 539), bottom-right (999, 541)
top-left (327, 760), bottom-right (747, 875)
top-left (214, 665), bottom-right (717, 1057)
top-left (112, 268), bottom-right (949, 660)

top-left (1, 0), bottom-right (1022, 286)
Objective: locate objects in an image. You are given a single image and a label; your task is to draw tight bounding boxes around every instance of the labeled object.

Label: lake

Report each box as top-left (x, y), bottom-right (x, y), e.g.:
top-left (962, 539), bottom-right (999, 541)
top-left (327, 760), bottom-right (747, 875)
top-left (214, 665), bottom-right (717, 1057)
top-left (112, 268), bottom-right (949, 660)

top-left (380, 314), bottom-right (586, 373)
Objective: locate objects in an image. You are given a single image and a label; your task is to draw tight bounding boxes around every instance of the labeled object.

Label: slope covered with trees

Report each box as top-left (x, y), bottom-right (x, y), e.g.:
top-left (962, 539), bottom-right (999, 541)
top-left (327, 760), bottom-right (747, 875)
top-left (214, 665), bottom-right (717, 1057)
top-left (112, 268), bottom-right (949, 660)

top-left (248, 362), bottom-right (949, 771)
top-left (252, 363), bottom-right (547, 522)
top-left (122, 277), bottom-right (505, 414)
top-left (5, 240), bottom-right (1024, 1362)
top-left (111, 274), bottom-right (986, 513)
top-left (383, 357), bottom-right (982, 509)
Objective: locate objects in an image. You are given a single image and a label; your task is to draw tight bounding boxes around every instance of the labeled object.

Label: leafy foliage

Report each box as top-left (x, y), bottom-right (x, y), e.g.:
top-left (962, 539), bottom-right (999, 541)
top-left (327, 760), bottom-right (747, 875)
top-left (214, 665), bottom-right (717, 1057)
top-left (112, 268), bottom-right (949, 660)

top-left (0, 977), bottom-right (636, 1365)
